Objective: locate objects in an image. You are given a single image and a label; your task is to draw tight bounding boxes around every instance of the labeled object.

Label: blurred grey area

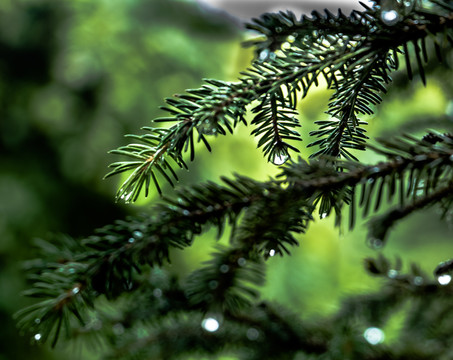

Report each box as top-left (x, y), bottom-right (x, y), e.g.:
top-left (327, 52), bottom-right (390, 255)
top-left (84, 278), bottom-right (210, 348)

top-left (196, 0), bottom-right (373, 21)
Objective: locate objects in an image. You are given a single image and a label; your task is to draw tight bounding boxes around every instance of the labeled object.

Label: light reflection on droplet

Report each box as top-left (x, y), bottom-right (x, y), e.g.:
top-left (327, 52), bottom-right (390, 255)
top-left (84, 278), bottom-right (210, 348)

top-left (364, 327), bottom-right (385, 345)
top-left (320, 212), bottom-right (328, 219)
top-left (381, 10), bottom-right (399, 25)
top-left (201, 317), bottom-right (220, 332)
top-left (269, 249), bottom-right (276, 257)
top-left (34, 333), bottom-right (42, 341)
top-left (71, 286), bottom-right (80, 295)
top-left (438, 274), bottom-right (452, 285)
top-left (132, 230), bottom-right (143, 239)
top-left (259, 49), bottom-right (270, 61)
top-left (271, 153), bottom-right (289, 166)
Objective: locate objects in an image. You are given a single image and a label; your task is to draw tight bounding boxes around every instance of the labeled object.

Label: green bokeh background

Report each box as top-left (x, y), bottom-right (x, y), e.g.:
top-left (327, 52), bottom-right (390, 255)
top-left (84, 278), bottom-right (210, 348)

top-left (0, 0), bottom-right (452, 359)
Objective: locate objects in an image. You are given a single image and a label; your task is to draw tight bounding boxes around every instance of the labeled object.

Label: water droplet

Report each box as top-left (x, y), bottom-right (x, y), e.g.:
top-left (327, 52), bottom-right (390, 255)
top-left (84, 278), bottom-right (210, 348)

top-left (132, 230), bottom-right (143, 239)
top-left (220, 264), bottom-right (230, 273)
top-left (237, 258), bottom-right (247, 267)
top-left (449, 154), bottom-right (453, 162)
top-left (413, 276), bottom-right (424, 286)
top-left (403, 0), bottom-right (412, 7)
top-left (381, 10), bottom-right (400, 25)
top-left (68, 267), bottom-right (76, 274)
top-left (364, 327), bottom-right (385, 345)
top-left (198, 120), bottom-right (218, 136)
top-left (320, 212), bottom-right (328, 219)
top-left (128, 237), bottom-right (135, 244)
top-left (370, 166), bottom-right (380, 174)
top-left (34, 318), bottom-right (41, 324)
top-left (113, 323), bottom-right (125, 336)
top-left (271, 152), bottom-right (289, 166)
top-left (287, 35), bottom-right (296, 43)
top-left (206, 205), bottom-right (214, 212)
top-left (275, 26), bottom-right (283, 33)
top-left (201, 317), bottom-right (220, 332)
top-left (438, 274), bottom-right (452, 285)
top-left (34, 333), bottom-right (42, 341)
top-left (71, 286), bottom-right (80, 295)
top-left (209, 280), bottom-right (218, 289)
top-left (182, 209), bottom-right (190, 216)
top-left (368, 237), bottom-right (384, 249)
top-left (269, 249), bottom-right (276, 257)
top-left (259, 49), bottom-right (270, 61)
top-left (153, 288), bottom-right (162, 298)
top-left (387, 269), bottom-right (398, 278)
top-left (246, 327), bottom-right (260, 341)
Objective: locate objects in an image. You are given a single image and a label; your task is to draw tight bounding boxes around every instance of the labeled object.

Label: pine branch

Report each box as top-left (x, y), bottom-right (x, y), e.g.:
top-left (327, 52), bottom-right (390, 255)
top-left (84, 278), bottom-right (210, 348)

top-left (17, 131), bottom-right (453, 347)
top-left (106, 2), bottom-right (453, 201)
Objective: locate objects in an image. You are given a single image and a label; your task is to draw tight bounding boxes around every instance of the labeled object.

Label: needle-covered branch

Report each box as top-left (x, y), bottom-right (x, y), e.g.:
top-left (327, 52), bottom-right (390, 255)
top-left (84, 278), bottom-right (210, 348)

top-left (107, 1), bottom-right (453, 201)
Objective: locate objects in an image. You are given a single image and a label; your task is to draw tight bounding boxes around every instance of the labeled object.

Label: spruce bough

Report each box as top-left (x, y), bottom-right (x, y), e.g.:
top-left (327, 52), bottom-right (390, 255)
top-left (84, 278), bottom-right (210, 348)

top-left (16, 1), bottom-right (453, 358)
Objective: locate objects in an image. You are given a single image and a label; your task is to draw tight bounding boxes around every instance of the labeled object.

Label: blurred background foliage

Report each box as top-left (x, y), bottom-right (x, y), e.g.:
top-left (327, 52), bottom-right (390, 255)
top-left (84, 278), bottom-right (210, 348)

top-left (0, 0), bottom-right (452, 359)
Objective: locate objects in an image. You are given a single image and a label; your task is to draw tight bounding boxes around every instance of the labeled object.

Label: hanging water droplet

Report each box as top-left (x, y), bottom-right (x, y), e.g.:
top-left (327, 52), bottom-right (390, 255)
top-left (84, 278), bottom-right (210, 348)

top-left (403, 0), bottom-right (413, 8)
top-left (287, 35), bottom-right (296, 43)
top-left (34, 318), bottom-right (41, 324)
top-left (112, 323), bottom-right (125, 336)
top-left (246, 327), bottom-right (260, 341)
top-left (201, 317), bottom-right (220, 332)
top-left (219, 264), bottom-right (230, 273)
top-left (368, 237), bottom-right (384, 249)
top-left (364, 327), bottom-right (385, 345)
top-left (237, 258), bottom-right (247, 267)
top-left (153, 288), bottom-right (162, 298)
top-left (275, 26), bottom-right (283, 33)
top-left (438, 274), bottom-right (452, 285)
top-left (259, 49), bottom-right (270, 61)
top-left (320, 212), bottom-right (328, 219)
top-left (128, 237), bottom-right (135, 244)
top-left (198, 119), bottom-right (218, 136)
top-left (449, 154), bottom-right (453, 162)
top-left (269, 249), bottom-right (276, 257)
top-left (182, 209), bottom-right (190, 216)
top-left (271, 152), bottom-right (289, 166)
top-left (132, 230), bottom-right (143, 239)
top-left (34, 333), bottom-right (42, 341)
top-left (71, 286), bottom-right (80, 295)
top-left (209, 280), bottom-right (219, 289)
top-left (381, 10), bottom-right (400, 25)
top-left (413, 276), bottom-right (424, 286)
top-left (387, 269), bottom-right (398, 278)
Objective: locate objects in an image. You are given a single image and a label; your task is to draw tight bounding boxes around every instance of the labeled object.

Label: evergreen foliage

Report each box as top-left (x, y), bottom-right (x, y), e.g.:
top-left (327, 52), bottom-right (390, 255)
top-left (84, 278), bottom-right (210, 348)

top-left (16, 0), bottom-right (453, 358)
